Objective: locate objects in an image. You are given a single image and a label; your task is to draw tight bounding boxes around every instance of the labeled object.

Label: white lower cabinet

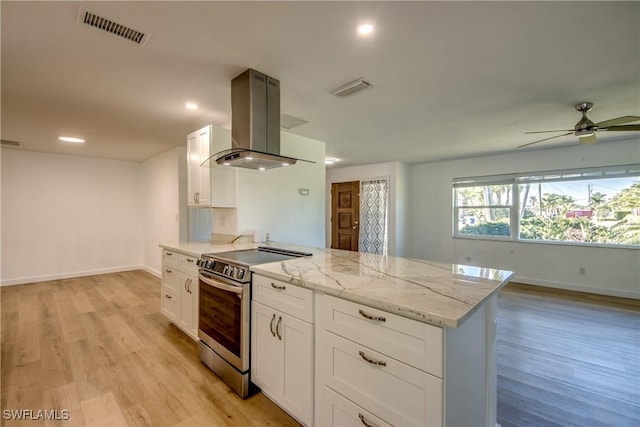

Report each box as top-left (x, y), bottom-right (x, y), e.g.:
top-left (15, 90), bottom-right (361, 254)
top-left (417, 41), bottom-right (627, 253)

top-left (161, 249), bottom-right (199, 340)
top-left (317, 385), bottom-right (392, 427)
top-left (315, 293), bottom-right (496, 427)
top-left (251, 277), bottom-right (314, 426)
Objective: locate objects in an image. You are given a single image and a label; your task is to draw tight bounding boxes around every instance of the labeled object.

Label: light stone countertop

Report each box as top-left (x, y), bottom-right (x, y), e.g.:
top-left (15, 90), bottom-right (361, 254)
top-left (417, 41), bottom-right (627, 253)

top-left (159, 242), bottom-right (514, 328)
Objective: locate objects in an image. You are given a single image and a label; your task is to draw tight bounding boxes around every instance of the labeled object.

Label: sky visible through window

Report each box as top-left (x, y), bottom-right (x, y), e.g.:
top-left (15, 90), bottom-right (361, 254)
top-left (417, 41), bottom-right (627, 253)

top-left (543, 177), bottom-right (638, 206)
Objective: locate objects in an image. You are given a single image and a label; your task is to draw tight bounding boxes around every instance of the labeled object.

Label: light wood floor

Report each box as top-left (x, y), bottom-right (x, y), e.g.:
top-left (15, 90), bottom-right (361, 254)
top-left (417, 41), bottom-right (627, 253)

top-left (497, 283), bottom-right (640, 427)
top-left (2, 272), bottom-right (638, 426)
top-left (1, 271), bottom-right (299, 427)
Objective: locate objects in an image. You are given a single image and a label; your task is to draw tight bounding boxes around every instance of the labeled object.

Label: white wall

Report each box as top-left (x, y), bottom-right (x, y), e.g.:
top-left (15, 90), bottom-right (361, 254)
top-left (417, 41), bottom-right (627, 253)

top-left (141, 147), bottom-right (187, 276)
top-left (326, 161), bottom-right (411, 256)
top-left (410, 139), bottom-right (640, 298)
top-left (1, 148), bottom-right (143, 285)
top-left (236, 132), bottom-right (326, 247)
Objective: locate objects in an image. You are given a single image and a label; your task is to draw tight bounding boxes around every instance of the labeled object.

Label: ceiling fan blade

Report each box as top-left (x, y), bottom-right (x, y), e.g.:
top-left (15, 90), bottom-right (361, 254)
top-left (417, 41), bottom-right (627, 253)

top-left (517, 132), bottom-right (573, 149)
top-left (596, 115), bottom-right (640, 128)
top-left (524, 129), bottom-right (574, 134)
top-left (599, 124), bottom-right (640, 131)
top-left (578, 134), bottom-right (597, 145)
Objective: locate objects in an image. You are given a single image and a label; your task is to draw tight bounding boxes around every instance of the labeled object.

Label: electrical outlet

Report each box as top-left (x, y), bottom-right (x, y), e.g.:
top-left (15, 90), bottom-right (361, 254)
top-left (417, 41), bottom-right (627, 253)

top-left (579, 267), bottom-right (586, 275)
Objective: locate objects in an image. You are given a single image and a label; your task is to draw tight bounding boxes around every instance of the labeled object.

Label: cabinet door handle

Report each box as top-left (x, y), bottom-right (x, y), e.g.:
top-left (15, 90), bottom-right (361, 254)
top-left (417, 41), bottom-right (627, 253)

top-left (276, 316), bottom-right (282, 341)
top-left (165, 294), bottom-right (172, 299)
top-left (188, 278), bottom-right (193, 293)
top-left (166, 252), bottom-right (173, 256)
top-left (165, 269), bottom-right (172, 273)
top-left (185, 280), bottom-right (188, 292)
top-left (358, 413), bottom-right (379, 427)
top-left (271, 282), bottom-right (286, 290)
top-left (187, 258), bottom-right (195, 263)
top-left (358, 351), bottom-right (386, 367)
top-left (358, 309), bottom-right (386, 322)
top-left (196, 192), bottom-right (200, 204)
top-left (269, 313), bottom-right (276, 337)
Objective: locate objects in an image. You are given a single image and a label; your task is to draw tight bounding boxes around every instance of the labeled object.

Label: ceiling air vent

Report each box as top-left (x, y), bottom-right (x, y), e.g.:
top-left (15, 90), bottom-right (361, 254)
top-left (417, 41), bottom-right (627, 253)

top-left (1, 139), bottom-right (20, 147)
top-left (77, 8), bottom-right (150, 46)
top-left (331, 78), bottom-right (373, 98)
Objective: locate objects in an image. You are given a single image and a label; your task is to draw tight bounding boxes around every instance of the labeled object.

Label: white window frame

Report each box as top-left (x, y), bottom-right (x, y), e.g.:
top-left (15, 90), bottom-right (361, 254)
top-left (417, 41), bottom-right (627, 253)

top-left (452, 164), bottom-right (640, 249)
top-left (453, 181), bottom-right (514, 240)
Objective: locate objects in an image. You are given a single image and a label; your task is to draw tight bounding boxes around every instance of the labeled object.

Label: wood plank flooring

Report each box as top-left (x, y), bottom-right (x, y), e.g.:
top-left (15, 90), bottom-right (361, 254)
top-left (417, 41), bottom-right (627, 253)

top-left (1, 271), bottom-right (299, 427)
top-left (497, 283), bottom-right (640, 427)
top-left (2, 272), bottom-right (638, 426)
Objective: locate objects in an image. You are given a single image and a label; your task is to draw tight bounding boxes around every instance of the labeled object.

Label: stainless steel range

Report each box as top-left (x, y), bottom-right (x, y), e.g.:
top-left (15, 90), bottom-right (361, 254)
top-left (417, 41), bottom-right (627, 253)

top-left (197, 246), bottom-right (311, 397)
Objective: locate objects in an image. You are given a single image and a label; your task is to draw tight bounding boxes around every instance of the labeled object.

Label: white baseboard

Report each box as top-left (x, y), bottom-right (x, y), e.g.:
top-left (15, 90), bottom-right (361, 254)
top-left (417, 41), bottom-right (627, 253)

top-left (0, 265), bottom-right (143, 287)
top-left (515, 275), bottom-right (640, 300)
top-left (142, 265), bottom-right (161, 278)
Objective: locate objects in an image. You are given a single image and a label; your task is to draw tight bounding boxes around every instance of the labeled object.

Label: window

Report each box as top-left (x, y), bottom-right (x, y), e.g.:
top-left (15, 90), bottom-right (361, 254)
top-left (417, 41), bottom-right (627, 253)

top-left (453, 165), bottom-right (640, 247)
top-left (454, 184), bottom-right (513, 238)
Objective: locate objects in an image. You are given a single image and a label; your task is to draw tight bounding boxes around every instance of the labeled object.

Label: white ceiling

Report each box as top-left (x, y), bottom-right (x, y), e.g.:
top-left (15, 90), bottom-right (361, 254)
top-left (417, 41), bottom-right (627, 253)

top-left (2, 1), bottom-right (639, 166)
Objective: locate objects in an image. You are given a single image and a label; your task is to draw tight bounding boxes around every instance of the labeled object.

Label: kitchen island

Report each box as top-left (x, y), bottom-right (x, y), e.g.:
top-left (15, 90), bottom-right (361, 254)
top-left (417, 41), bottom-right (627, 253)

top-left (160, 241), bottom-right (513, 426)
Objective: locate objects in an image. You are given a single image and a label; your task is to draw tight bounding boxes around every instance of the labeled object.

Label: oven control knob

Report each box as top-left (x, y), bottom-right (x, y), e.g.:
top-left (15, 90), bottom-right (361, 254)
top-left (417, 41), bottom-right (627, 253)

top-left (236, 269), bottom-right (244, 280)
top-left (223, 265), bottom-right (230, 276)
top-left (206, 260), bottom-right (213, 269)
top-left (197, 259), bottom-right (202, 267)
top-left (228, 266), bottom-right (236, 277)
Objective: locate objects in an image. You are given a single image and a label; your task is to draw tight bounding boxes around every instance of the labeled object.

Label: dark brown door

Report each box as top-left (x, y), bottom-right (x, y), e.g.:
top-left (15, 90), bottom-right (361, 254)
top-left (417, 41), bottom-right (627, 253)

top-left (331, 181), bottom-right (359, 251)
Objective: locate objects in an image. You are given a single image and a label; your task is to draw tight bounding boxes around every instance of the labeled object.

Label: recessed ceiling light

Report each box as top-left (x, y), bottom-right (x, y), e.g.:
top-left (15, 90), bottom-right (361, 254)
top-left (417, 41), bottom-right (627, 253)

top-left (185, 102), bottom-right (198, 110)
top-left (357, 24), bottom-right (374, 35)
top-left (282, 163), bottom-right (289, 166)
top-left (325, 157), bottom-right (340, 165)
top-left (58, 136), bottom-right (85, 143)
top-left (258, 167), bottom-right (266, 171)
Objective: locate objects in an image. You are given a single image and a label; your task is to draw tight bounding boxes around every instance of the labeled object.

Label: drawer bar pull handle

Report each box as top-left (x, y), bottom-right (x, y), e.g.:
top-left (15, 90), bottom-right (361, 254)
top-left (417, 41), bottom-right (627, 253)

top-left (165, 269), bottom-right (172, 273)
top-left (166, 252), bottom-right (173, 256)
top-left (270, 314), bottom-right (276, 337)
top-left (358, 413), bottom-right (379, 427)
top-left (359, 351), bottom-right (386, 367)
top-left (271, 282), bottom-right (286, 290)
top-left (358, 309), bottom-right (386, 322)
top-left (187, 258), bottom-right (195, 263)
top-left (164, 294), bottom-right (172, 299)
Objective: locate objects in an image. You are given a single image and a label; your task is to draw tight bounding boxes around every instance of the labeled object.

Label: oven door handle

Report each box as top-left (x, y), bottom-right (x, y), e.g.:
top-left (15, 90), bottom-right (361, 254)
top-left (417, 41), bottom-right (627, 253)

top-left (199, 273), bottom-right (243, 295)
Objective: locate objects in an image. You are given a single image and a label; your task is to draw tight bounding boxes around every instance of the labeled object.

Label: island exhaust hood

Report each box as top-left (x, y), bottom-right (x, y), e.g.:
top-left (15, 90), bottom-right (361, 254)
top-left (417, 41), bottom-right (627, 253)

top-left (208, 69), bottom-right (313, 170)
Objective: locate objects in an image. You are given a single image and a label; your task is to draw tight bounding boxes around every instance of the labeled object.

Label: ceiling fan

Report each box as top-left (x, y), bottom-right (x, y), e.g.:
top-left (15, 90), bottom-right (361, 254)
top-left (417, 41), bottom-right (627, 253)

top-left (518, 102), bottom-right (640, 148)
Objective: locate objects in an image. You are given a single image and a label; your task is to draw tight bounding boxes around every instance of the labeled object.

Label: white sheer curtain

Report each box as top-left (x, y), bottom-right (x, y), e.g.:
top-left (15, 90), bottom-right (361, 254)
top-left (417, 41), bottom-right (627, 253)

top-left (359, 179), bottom-right (389, 255)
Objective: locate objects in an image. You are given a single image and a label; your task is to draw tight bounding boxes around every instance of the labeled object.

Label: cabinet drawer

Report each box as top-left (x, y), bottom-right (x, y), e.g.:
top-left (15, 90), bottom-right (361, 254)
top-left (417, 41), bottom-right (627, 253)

top-left (317, 386), bottom-right (392, 427)
top-left (252, 275), bottom-right (313, 323)
top-left (161, 289), bottom-right (178, 321)
top-left (180, 254), bottom-right (198, 274)
top-left (162, 266), bottom-right (181, 294)
top-left (162, 250), bottom-right (181, 268)
top-left (317, 294), bottom-right (442, 377)
top-left (318, 331), bottom-right (442, 427)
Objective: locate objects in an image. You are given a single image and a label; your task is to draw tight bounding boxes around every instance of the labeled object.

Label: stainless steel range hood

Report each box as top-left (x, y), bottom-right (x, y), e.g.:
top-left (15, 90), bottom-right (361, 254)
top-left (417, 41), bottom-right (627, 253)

top-left (204, 69), bottom-right (312, 170)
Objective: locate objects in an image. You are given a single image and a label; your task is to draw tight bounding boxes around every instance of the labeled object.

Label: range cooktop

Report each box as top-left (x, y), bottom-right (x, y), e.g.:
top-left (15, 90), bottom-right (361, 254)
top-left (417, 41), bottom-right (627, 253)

top-left (203, 246), bottom-right (312, 266)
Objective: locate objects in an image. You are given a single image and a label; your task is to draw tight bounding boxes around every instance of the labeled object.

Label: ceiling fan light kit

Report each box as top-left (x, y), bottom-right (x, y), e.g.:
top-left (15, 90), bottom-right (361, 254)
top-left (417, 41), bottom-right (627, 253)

top-left (519, 102), bottom-right (640, 148)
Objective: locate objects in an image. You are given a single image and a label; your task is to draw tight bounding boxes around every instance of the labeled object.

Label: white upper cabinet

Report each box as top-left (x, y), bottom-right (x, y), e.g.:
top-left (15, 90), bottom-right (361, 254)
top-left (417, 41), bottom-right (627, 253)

top-left (187, 125), bottom-right (237, 208)
top-left (187, 125), bottom-right (212, 207)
